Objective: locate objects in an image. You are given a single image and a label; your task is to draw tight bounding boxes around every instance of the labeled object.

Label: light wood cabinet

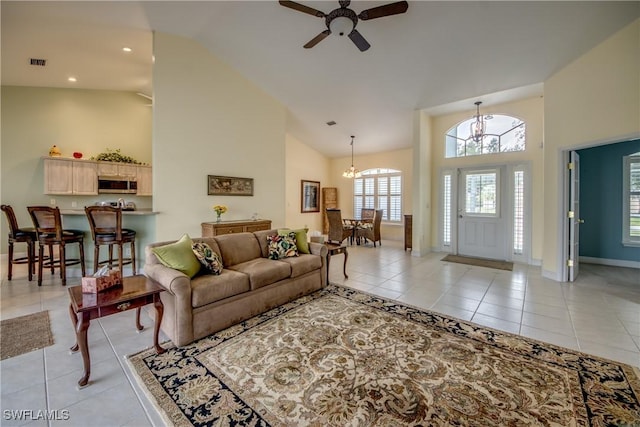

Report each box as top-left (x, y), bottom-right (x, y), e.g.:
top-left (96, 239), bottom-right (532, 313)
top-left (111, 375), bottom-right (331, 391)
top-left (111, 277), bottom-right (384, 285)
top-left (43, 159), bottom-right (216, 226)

top-left (202, 220), bottom-right (272, 237)
top-left (97, 162), bottom-right (137, 178)
top-left (44, 157), bottom-right (98, 195)
top-left (136, 165), bottom-right (152, 196)
top-left (72, 161), bottom-right (98, 195)
top-left (44, 157), bottom-right (152, 196)
top-left (321, 187), bottom-right (338, 234)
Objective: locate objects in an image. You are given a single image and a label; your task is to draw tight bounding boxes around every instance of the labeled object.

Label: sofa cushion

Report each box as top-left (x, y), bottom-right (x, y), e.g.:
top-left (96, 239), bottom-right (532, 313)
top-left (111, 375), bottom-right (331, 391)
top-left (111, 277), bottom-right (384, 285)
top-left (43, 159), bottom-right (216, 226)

top-left (214, 232), bottom-right (262, 267)
top-left (229, 258), bottom-right (291, 290)
top-left (192, 242), bottom-right (223, 275)
top-left (278, 254), bottom-right (322, 278)
top-left (254, 229), bottom-right (278, 258)
top-left (191, 269), bottom-right (250, 308)
top-left (278, 228), bottom-right (310, 254)
top-left (151, 234), bottom-right (201, 278)
top-left (267, 233), bottom-right (298, 260)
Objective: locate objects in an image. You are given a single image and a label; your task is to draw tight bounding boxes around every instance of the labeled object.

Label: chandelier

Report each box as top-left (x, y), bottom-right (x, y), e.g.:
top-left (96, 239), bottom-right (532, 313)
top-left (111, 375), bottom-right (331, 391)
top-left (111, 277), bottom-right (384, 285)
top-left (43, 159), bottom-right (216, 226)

top-left (470, 101), bottom-right (486, 143)
top-left (342, 135), bottom-right (361, 178)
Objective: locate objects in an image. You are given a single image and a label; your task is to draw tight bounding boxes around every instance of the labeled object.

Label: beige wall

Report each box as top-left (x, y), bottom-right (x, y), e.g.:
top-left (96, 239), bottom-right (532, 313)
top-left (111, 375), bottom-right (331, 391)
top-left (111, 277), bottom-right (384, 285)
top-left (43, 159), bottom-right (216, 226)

top-left (285, 134), bottom-right (331, 234)
top-left (543, 18), bottom-right (640, 279)
top-left (0, 86), bottom-right (152, 255)
top-left (152, 32), bottom-right (287, 241)
top-left (430, 96), bottom-right (544, 261)
top-left (329, 147), bottom-right (413, 241)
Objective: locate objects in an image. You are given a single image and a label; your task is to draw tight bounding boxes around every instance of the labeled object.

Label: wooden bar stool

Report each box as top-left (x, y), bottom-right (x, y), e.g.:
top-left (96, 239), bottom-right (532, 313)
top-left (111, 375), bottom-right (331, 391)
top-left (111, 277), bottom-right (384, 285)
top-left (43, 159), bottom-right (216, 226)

top-left (85, 206), bottom-right (136, 276)
top-left (28, 206), bottom-right (86, 286)
top-left (1, 204), bottom-right (49, 281)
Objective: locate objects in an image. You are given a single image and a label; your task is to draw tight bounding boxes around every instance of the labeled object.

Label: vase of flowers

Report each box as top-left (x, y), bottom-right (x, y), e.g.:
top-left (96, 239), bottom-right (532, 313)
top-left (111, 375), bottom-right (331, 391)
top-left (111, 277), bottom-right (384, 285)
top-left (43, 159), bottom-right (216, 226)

top-left (213, 205), bottom-right (227, 222)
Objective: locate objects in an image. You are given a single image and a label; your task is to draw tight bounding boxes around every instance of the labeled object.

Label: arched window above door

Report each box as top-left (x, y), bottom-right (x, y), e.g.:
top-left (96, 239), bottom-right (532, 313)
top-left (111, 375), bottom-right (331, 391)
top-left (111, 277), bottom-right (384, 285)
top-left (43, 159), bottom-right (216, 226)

top-left (445, 114), bottom-right (525, 158)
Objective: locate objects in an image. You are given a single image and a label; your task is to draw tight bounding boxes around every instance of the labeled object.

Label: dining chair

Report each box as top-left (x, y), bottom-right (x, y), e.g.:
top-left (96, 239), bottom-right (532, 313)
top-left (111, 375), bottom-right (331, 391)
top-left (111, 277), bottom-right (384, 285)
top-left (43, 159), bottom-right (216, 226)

top-left (326, 209), bottom-right (354, 245)
top-left (356, 209), bottom-right (383, 247)
top-left (1, 204), bottom-right (50, 281)
top-left (85, 205), bottom-right (136, 276)
top-left (28, 206), bottom-right (86, 286)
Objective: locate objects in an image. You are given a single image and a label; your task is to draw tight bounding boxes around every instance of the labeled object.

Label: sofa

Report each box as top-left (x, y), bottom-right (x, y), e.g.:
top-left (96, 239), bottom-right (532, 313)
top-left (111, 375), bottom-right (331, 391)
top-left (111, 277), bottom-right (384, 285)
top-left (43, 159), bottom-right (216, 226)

top-left (144, 229), bottom-right (328, 346)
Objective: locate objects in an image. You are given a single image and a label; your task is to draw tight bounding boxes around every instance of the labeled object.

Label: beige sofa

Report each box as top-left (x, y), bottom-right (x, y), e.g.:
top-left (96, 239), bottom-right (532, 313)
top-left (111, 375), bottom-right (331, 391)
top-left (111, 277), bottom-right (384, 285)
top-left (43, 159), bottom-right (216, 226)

top-left (144, 229), bottom-right (328, 346)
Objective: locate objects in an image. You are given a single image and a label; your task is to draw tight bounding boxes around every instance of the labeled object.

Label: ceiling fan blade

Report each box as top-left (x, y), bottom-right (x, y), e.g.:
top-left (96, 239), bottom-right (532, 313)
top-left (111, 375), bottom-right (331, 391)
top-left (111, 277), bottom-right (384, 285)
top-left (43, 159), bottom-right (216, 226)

top-left (304, 30), bottom-right (331, 48)
top-left (358, 1), bottom-right (408, 20)
top-left (348, 29), bottom-right (371, 52)
top-left (279, 1), bottom-right (325, 17)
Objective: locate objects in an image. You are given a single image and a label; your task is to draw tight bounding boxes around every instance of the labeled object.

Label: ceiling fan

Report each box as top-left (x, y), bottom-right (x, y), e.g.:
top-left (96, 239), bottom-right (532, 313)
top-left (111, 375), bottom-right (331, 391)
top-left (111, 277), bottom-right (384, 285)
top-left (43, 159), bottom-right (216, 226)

top-left (279, 0), bottom-right (409, 52)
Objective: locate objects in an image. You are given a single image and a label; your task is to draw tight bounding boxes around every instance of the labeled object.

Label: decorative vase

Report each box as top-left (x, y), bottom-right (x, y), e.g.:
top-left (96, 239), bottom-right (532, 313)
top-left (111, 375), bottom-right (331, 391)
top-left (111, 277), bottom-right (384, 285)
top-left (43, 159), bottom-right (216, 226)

top-left (216, 213), bottom-right (222, 223)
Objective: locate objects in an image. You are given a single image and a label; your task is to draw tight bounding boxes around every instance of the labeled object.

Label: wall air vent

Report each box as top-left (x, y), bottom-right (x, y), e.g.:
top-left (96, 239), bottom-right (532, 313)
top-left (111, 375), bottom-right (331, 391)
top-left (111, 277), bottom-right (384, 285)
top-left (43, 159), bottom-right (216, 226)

top-left (29, 58), bottom-right (47, 66)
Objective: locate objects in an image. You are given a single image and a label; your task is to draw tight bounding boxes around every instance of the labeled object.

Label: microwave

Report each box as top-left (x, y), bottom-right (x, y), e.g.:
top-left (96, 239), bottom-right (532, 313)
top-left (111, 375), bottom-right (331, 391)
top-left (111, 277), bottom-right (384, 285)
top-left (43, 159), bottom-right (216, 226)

top-left (97, 175), bottom-right (137, 194)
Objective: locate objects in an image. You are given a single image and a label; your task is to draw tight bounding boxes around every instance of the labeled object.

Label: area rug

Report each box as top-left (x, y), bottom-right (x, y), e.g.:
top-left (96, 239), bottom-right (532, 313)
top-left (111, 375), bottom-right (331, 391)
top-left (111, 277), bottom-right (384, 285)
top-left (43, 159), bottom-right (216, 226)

top-left (127, 285), bottom-right (640, 426)
top-left (442, 254), bottom-right (514, 271)
top-left (0, 310), bottom-right (54, 360)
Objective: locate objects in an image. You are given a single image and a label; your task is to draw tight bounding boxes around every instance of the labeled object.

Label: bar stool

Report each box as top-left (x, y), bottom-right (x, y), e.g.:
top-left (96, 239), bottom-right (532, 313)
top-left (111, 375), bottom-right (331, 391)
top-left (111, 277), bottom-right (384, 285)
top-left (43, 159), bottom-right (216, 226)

top-left (1, 205), bottom-right (49, 281)
top-left (85, 206), bottom-right (136, 276)
top-left (28, 206), bottom-right (86, 286)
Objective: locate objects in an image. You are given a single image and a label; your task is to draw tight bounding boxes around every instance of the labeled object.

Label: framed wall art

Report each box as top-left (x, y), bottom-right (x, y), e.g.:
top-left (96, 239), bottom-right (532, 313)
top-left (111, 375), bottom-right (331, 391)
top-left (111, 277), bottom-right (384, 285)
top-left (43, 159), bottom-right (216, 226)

top-left (208, 175), bottom-right (254, 196)
top-left (301, 180), bottom-right (320, 213)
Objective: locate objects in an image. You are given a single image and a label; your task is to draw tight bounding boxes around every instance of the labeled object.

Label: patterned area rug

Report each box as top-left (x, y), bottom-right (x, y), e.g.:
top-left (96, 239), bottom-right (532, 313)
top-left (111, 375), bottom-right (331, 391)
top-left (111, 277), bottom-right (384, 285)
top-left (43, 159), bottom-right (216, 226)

top-left (127, 285), bottom-right (640, 426)
top-left (0, 310), bottom-right (54, 360)
top-left (442, 254), bottom-right (514, 271)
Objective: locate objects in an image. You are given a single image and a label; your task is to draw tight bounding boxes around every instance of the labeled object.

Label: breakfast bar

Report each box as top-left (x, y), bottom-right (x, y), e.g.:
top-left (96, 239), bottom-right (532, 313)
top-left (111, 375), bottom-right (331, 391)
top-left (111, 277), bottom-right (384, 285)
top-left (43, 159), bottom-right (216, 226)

top-left (59, 209), bottom-right (159, 271)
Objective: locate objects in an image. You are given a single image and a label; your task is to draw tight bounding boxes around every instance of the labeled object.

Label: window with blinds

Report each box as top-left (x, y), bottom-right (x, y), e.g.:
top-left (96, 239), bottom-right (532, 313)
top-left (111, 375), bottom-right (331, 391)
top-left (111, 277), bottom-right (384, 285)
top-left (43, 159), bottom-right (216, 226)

top-left (623, 152), bottom-right (640, 246)
top-left (353, 169), bottom-right (402, 222)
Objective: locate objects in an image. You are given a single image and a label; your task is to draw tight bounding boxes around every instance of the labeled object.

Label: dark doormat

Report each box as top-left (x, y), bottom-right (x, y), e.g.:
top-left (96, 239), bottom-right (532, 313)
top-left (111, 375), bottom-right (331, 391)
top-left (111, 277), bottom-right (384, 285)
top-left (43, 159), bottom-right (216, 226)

top-left (442, 254), bottom-right (513, 271)
top-left (0, 311), bottom-right (54, 360)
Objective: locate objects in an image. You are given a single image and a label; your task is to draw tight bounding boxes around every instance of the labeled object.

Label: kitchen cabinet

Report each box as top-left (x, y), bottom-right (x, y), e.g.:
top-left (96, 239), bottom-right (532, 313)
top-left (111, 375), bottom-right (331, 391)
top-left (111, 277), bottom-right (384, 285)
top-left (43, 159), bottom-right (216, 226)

top-left (97, 162), bottom-right (137, 178)
top-left (44, 157), bottom-right (97, 195)
top-left (136, 165), bottom-right (152, 196)
top-left (201, 220), bottom-right (272, 237)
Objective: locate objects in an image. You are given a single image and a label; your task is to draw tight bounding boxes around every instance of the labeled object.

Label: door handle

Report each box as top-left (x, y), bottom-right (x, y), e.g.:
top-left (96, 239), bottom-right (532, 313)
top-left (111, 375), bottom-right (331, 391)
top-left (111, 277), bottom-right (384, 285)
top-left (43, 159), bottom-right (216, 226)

top-left (578, 219), bottom-right (585, 224)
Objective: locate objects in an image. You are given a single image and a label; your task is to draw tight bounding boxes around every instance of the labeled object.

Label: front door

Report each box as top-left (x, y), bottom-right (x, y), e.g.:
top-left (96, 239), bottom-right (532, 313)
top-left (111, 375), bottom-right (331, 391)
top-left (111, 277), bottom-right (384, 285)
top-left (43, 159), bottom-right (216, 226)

top-left (457, 167), bottom-right (507, 260)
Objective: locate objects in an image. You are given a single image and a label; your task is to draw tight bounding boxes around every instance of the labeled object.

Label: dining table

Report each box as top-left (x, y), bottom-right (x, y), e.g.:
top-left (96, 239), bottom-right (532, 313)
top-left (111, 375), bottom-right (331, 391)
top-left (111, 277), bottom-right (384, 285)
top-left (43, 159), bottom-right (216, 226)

top-left (342, 218), bottom-right (373, 245)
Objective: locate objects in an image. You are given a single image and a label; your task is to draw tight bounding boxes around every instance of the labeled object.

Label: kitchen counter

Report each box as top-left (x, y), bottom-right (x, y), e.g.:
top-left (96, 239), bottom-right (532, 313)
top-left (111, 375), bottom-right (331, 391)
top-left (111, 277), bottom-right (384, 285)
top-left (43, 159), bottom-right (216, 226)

top-left (59, 209), bottom-right (159, 216)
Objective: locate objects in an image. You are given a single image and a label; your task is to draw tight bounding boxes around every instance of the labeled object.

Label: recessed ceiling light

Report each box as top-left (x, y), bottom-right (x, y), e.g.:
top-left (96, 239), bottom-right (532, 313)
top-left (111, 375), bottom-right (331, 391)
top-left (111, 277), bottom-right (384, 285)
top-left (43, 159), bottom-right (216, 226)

top-left (122, 47), bottom-right (132, 53)
top-left (68, 77), bottom-right (77, 82)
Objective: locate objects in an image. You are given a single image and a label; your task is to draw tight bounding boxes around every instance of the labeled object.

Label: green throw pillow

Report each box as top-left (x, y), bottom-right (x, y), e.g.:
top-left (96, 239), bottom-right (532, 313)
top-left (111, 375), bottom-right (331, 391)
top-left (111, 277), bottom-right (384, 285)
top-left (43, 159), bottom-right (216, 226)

top-left (278, 228), bottom-right (310, 254)
top-left (151, 234), bottom-right (201, 278)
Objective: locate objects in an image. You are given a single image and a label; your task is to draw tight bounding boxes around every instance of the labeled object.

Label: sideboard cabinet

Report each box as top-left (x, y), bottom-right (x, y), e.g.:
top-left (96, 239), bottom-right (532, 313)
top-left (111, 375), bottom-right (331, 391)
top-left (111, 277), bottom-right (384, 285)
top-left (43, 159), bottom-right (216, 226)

top-left (404, 214), bottom-right (412, 251)
top-left (202, 219), bottom-right (272, 237)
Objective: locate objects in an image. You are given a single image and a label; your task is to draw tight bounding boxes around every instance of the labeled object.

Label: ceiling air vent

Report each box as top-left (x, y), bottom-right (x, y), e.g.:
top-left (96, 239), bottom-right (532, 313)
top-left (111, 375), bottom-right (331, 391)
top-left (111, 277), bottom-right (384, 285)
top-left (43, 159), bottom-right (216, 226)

top-left (29, 58), bottom-right (47, 66)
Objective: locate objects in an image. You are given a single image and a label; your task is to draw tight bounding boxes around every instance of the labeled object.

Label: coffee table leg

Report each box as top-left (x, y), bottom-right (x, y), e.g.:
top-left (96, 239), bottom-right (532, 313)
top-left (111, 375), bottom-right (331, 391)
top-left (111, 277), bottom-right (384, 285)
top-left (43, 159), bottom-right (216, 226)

top-left (135, 307), bottom-right (143, 331)
top-left (153, 297), bottom-right (165, 354)
top-left (76, 312), bottom-right (91, 387)
top-left (69, 303), bottom-right (79, 352)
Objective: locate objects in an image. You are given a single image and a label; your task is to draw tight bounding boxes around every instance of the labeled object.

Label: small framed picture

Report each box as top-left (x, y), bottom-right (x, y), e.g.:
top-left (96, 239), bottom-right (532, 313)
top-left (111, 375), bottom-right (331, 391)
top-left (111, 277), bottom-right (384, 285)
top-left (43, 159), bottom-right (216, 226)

top-left (301, 180), bottom-right (320, 213)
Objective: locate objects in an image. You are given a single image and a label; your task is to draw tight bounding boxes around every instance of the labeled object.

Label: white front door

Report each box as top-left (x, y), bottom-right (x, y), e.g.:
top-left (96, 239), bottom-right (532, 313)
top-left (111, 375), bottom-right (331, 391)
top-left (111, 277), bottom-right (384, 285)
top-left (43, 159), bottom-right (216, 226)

top-left (457, 167), bottom-right (507, 260)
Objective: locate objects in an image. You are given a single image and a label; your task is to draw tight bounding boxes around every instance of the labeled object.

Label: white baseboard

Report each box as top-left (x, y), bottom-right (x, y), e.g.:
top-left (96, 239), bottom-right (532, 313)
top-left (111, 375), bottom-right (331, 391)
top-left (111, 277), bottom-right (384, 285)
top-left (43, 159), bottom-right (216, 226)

top-left (579, 256), bottom-right (640, 269)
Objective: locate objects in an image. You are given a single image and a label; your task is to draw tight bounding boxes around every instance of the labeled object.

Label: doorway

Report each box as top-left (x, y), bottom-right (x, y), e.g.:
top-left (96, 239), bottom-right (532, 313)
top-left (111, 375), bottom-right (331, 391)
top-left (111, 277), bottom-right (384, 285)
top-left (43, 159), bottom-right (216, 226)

top-left (457, 166), bottom-right (508, 260)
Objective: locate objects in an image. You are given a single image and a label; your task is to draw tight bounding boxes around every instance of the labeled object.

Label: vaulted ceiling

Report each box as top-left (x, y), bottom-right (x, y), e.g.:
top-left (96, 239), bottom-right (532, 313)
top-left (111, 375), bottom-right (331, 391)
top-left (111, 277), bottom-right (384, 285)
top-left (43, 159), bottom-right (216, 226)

top-left (2, 1), bottom-right (638, 157)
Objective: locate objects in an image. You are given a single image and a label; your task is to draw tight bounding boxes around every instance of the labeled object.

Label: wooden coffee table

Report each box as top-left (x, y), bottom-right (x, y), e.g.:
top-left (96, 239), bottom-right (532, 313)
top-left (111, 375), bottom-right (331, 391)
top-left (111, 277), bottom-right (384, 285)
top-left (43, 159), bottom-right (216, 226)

top-left (68, 275), bottom-right (165, 387)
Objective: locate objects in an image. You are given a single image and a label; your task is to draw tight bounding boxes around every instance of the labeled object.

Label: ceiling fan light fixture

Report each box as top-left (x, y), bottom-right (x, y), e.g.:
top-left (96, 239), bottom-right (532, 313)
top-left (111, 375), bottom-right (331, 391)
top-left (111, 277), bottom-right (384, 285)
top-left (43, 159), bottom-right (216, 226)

top-left (330, 16), bottom-right (354, 36)
top-left (343, 135), bottom-right (361, 178)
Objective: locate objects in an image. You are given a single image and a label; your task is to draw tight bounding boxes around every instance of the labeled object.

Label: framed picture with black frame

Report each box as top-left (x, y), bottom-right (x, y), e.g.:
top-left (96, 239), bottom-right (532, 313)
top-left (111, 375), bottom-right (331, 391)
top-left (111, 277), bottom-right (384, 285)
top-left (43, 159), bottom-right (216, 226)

top-left (301, 180), bottom-right (320, 213)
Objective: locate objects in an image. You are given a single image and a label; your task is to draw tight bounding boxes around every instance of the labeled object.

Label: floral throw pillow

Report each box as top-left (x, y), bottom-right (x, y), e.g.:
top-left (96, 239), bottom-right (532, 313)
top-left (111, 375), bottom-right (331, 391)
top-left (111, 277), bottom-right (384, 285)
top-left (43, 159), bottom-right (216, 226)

top-left (267, 232), bottom-right (298, 260)
top-left (192, 242), bottom-right (223, 275)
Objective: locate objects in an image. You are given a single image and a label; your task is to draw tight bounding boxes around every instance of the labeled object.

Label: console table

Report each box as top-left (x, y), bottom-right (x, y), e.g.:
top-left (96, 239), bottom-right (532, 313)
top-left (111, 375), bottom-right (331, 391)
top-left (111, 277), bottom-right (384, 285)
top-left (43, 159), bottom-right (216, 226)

top-left (202, 219), bottom-right (271, 237)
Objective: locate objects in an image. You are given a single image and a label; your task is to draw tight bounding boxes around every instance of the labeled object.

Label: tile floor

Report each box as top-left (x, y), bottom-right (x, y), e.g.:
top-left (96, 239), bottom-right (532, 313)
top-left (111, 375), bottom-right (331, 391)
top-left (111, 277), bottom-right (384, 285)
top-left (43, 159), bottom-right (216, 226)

top-left (1, 240), bottom-right (638, 426)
